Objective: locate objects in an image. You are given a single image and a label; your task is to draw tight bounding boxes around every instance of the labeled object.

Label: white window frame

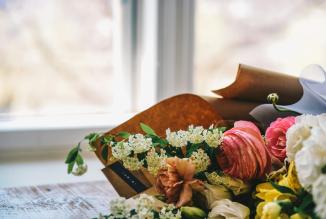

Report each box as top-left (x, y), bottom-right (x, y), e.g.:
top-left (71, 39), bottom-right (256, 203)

top-left (0, 0), bottom-right (195, 154)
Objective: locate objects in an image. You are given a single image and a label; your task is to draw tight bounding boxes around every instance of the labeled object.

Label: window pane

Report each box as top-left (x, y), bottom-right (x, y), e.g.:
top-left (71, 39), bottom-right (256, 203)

top-left (0, 0), bottom-right (123, 115)
top-left (195, 0), bottom-right (326, 96)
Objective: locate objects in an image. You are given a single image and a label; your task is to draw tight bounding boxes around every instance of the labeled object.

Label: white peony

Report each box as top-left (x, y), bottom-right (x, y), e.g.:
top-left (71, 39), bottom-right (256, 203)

top-left (286, 114), bottom-right (326, 161)
top-left (295, 127), bottom-right (326, 190)
top-left (208, 199), bottom-right (250, 219)
top-left (286, 122), bottom-right (311, 161)
top-left (312, 175), bottom-right (326, 219)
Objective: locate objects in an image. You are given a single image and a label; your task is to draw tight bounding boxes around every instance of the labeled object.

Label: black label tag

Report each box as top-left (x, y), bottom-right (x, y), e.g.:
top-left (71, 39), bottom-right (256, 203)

top-left (109, 162), bottom-right (148, 193)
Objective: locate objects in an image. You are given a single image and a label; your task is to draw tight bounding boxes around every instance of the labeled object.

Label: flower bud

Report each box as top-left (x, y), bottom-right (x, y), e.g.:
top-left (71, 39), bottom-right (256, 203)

top-left (200, 183), bottom-right (231, 209)
top-left (267, 93), bottom-right (279, 103)
top-left (181, 206), bottom-right (207, 219)
top-left (72, 164), bottom-right (88, 176)
top-left (262, 202), bottom-right (281, 219)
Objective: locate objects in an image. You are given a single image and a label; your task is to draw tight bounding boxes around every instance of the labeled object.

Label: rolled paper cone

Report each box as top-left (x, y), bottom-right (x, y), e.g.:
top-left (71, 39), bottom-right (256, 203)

top-left (202, 96), bottom-right (260, 121)
top-left (214, 64), bottom-right (303, 104)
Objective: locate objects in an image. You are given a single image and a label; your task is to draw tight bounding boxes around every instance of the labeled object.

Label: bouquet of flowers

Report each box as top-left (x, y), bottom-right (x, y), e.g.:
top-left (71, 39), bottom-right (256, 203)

top-left (65, 92), bottom-right (326, 218)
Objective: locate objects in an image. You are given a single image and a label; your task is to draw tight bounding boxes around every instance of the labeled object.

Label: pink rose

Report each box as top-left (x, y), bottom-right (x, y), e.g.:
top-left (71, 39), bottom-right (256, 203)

top-left (216, 121), bottom-right (271, 181)
top-left (265, 116), bottom-right (296, 162)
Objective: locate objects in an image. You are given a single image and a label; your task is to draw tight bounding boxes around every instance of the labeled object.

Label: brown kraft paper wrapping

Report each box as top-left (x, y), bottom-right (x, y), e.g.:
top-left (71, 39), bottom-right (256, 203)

top-left (214, 64), bottom-right (303, 105)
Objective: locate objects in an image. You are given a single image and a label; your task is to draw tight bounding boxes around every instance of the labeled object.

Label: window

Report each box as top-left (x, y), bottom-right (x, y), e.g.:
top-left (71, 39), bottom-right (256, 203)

top-left (0, 0), bottom-right (125, 116)
top-left (0, 0), bottom-right (194, 149)
top-left (195, 0), bottom-right (326, 96)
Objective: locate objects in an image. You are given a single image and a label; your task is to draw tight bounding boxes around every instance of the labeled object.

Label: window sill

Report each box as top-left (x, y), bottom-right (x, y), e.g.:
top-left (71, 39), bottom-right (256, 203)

top-left (0, 113), bottom-right (135, 151)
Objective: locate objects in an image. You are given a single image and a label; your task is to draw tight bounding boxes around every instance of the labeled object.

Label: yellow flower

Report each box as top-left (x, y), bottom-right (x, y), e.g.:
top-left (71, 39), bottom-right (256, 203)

top-left (255, 202), bottom-right (289, 219)
top-left (206, 172), bottom-right (251, 195)
top-left (290, 213), bottom-right (311, 219)
top-left (255, 183), bottom-right (296, 202)
top-left (278, 162), bottom-right (301, 193)
top-left (256, 201), bottom-right (267, 219)
top-left (262, 202), bottom-right (281, 219)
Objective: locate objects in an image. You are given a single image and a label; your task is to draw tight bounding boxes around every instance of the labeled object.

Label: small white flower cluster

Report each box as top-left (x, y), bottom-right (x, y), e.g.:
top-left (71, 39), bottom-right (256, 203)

top-left (111, 134), bottom-right (152, 167)
top-left (122, 156), bottom-right (144, 171)
top-left (188, 125), bottom-right (205, 144)
top-left (132, 194), bottom-right (155, 219)
top-left (146, 148), bottom-right (167, 176)
top-left (128, 134), bottom-right (153, 154)
top-left (203, 127), bottom-right (224, 148)
top-left (159, 204), bottom-right (182, 219)
top-left (108, 197), bottom-right (130, 219)
top-left (286, 114), bottom-right (326, 219)
top-left (166, 125), bottom-right (223, 148)
top-left (112, 142), bottom-right (131, 160)
top-left (166, 128), bottom-right (189, 148)
top-left (107, 195), bottom-right (181, 219)
top-left (190, 149), bottom-right (211, 173)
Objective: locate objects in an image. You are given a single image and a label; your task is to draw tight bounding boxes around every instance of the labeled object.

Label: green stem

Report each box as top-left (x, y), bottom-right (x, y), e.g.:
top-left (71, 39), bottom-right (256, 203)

top-left (267, 93), bottom-right (300, 115)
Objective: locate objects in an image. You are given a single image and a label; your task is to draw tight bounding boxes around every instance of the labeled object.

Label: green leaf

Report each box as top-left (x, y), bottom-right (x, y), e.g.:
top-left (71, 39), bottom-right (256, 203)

top-left (101, 135), bottom-right (113, 145)
top-left (67, 161), bottom-right (75, 174)
top-left (186, 143), bottom-right (201, 158)
top-left (299, 193), bottom-right (313, 210)
top-left (76, 154), bottom-right (84, 165)
top-left (218, 127), bottom-right (227, 132)
top-left (277, 200), bottom-right (294, 215)
top-left (117, 132), bottom-right (131, 139)
top-left (84, 133), bottom-right (100, 145)
top-left (101, 144), bottom-right (109, 162)
top-left (270, 181), bottom-right (296, 195)
top-left (140, 123), bottom-right (156, 136)
top-left (322, 165), bottom-right (326, 174)
top-left (65, 147), bottom-right (79, 164)
top-left (150, 135), bottom-right (168, 146)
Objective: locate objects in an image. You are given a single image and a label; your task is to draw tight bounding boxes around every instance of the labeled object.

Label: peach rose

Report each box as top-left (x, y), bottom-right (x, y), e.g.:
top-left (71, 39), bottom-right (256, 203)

top-left (217, 121), bottom-right (271, 181)
top-left (265, 116), bottom-right (296, 162)
top-left (155, 157), bottom-right (203, 207)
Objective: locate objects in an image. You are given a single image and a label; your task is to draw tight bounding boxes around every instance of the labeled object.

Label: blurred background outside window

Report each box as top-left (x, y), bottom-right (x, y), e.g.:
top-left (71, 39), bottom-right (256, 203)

top-left (1, 0), bottom-right (326, 117)
top-left (195, 0), bottom-right (326, 96)
top-left (0, 0), bottom-right (117, 116)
